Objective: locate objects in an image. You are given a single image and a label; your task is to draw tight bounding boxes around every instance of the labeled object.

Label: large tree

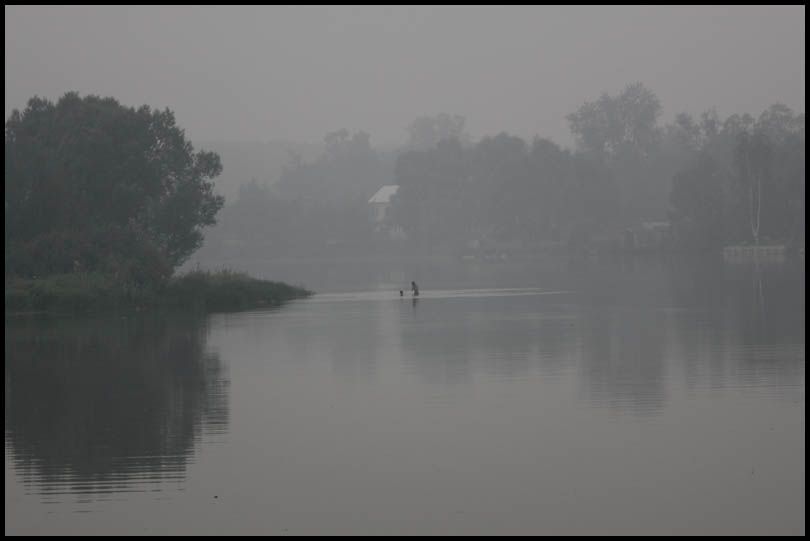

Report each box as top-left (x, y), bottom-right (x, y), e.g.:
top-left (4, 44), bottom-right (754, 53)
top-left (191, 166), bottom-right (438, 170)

top-left (275, 128), bottom-right (388, 205)
top-left (566, 82), bottom-right (661, 160)
top-left (5, 92), bottom-right (224, 281)
top-left (666, 103), bottom-right (804, 249)
top-left (406, 113), bottom-right (471, 151)
top-left (566, 83), bottom-right (666, 223)
top-left (733, 130), bottom-right (772, 246)
top-left (669, 153), bottom-right (726, 249)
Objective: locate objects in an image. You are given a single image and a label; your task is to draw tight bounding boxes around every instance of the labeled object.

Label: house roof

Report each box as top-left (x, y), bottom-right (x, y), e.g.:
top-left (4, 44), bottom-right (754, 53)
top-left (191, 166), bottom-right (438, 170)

top-left (368, 185), bottom-right (399, 204)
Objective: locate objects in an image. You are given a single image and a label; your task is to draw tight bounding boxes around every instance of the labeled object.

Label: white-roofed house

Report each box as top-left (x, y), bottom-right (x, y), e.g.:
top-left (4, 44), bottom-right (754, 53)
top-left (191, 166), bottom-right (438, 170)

top-left (368, 185), bottom-right (405, 238)
top-left (368, 184), bottom-right (398, 223)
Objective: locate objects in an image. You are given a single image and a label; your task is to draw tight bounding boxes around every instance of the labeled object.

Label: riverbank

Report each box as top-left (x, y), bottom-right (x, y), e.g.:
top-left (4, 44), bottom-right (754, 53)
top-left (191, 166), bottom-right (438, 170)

top-left (5, 270), bottom-right (313, 315)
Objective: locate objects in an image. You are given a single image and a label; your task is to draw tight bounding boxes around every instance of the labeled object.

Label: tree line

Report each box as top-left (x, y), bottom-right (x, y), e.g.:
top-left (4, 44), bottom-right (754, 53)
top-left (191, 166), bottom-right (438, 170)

top-left (6, 86), bottom-right (805, 281)
top-left (202, 82), bottom-right (803, 260)
top-left (390, 83), bottom-right (804, 254)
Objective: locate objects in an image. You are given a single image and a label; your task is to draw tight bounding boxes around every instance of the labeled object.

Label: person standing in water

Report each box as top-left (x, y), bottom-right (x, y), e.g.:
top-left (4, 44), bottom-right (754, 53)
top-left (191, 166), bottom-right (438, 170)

top-left (411, 281), bottom-right (419, 297)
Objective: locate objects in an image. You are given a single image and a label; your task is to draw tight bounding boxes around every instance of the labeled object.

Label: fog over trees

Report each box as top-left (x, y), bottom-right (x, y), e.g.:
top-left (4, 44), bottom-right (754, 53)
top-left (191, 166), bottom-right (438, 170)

top-left (5, 84), bottom-right (803, 273)
top-left (3, 8), bottom-right (805, 534)
top-left (5, 93), bottom-right (224, 282)
top-left (192, 83), bottom-right (804, 263)
top-left (4, 6), bottom-right (804, 269)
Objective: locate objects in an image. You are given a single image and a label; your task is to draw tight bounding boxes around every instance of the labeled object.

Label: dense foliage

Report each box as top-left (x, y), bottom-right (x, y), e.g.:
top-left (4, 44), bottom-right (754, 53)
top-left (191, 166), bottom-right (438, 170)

top-left (5, 270), bottom-right (311, 314)
top-left (5, 92), bottom-right (225, 283)
top-left (147, 84), bottom-right (804, 261)
top-left (388, 85), bottom-right (805, 253)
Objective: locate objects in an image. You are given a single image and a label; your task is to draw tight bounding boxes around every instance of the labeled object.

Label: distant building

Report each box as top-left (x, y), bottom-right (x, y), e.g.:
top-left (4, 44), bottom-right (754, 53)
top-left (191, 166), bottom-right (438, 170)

top-left (368, 185), bottom-right (405, 239)
top-left (723, 244), bottom-right (787, 263)
top-left (368, 185), bottom-right (399, 223)
top-left (623, 221), bottom-right (672, 252)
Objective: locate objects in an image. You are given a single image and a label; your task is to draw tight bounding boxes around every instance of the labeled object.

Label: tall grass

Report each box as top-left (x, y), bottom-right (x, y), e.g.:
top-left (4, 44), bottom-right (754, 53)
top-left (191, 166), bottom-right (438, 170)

top-left (165, 269), bottom-right (312, 312)
top-left (5, 270), bottom-right (312, 315)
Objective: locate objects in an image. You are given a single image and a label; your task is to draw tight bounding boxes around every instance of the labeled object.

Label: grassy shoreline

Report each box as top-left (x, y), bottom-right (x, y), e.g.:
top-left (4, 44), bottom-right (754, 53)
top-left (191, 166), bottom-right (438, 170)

top-left (5, 270), bottom-right (313, 315)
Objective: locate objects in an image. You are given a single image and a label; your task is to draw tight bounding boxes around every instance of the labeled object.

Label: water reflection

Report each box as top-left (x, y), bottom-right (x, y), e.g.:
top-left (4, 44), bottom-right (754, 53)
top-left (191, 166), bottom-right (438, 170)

top-left (578, 303), bottom-right (669, 415)
top-left (575, 257), bottom-right (805, 414)
top-left (4, 312), bottom-right (228, 499)
top-left (6, 257), bottom-right (803, 534)
top-left (291, 257), bottom-right (804, 414)
top-left (398, 294), bottom-right (578, 384)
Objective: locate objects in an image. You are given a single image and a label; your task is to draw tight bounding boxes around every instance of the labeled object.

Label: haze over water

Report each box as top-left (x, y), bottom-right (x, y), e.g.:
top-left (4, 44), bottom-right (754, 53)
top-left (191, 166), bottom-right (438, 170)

top-left (4, 5), bottom-right (805, 536)
top-left (5, 257), bottom-right (804, 535)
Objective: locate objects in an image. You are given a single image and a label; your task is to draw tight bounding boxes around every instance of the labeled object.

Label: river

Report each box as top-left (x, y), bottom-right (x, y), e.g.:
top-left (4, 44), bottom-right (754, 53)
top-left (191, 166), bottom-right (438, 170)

top-left (5, 256), bottom-right (805, 535)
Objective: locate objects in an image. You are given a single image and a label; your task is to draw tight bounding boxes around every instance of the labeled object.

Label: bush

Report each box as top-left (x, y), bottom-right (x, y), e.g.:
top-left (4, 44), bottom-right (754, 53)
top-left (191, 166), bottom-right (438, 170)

top-left (5, 269), bottom-right (312, 315)
top-left (165, 270), bottom-right (312, 312)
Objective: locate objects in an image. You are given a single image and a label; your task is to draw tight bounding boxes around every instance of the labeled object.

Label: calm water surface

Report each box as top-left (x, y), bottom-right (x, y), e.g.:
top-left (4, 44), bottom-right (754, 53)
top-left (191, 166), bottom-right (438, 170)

top-left (5, 257), bottom-right (805, 535)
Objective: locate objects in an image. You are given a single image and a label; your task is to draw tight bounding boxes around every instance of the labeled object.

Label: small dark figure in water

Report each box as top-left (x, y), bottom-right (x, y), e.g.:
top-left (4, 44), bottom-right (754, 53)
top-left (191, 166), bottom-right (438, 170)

top-left (399, 290), bottom-right (404, 297)
top-left (411, 281), bottom-right (419, 297)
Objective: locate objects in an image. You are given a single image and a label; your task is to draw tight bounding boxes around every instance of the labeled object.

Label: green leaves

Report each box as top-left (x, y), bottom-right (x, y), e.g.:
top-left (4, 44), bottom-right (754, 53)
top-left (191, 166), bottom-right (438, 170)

top-left (5, 93), bottom-right (225, 281)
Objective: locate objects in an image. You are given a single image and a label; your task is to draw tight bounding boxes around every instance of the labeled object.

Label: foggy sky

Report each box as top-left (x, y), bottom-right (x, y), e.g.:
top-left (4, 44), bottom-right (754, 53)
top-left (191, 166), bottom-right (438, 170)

top-left (5, 5), bottom-right (805, 148)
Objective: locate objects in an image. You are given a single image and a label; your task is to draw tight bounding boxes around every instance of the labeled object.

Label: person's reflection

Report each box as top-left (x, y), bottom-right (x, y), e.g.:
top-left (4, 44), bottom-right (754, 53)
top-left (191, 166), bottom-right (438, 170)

top-left (412, 296), bottom-right (419, 307)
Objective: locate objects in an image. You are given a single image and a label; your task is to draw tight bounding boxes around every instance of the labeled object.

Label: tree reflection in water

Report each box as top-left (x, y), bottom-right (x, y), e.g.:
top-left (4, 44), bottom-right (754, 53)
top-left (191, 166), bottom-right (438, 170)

top-left (4, 312), bottom-right (229, 497)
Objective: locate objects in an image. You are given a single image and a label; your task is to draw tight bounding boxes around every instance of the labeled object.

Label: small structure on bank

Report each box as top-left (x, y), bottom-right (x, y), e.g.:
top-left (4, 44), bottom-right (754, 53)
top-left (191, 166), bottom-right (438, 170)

top-left (623, 221), bottom-right (673, 253)
top-left (368, 185), bottom-right (405, 239)
top-left (723, 244), bottom-right (787, 263)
